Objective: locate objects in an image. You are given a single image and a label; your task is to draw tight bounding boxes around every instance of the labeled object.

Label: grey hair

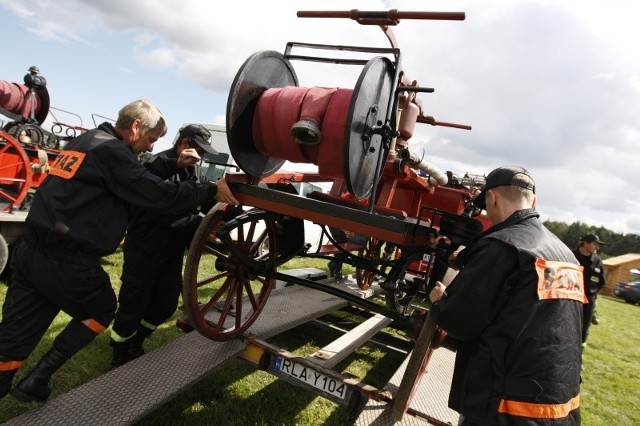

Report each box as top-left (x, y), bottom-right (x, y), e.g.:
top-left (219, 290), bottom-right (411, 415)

top-left (115, 99), bottom-right (167, 137)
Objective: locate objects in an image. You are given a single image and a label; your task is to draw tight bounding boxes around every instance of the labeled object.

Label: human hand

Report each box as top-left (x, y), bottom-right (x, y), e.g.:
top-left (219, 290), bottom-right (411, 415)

top-left (177, 148), bottom-right (201, 168)
top-left (214, 177), bottom-right (239, 205)
top-left (429, 281), bottom-right (446, 303)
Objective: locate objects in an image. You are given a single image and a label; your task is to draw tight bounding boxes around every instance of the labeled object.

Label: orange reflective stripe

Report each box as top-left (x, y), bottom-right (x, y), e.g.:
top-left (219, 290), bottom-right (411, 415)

top-left (82, 319), bottom-right (106, 334)
top-left (498, 394), bottom-right (580, 419)
top-left (0, 360), bottom-right (23, 371)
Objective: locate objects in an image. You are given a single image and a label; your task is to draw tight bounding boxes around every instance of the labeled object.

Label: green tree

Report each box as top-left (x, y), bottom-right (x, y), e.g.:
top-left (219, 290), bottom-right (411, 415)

top-left (543, 220), bottom-right (640, 258)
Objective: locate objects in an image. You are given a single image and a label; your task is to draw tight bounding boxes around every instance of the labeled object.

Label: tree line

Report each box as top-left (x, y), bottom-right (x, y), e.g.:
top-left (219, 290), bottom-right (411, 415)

top-left (544, 220), bottom-right (640, 259)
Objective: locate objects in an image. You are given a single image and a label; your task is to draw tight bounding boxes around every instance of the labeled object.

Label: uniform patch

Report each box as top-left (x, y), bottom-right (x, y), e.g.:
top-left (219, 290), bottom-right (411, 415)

top-left (535, 258), bottom-right (587, 303)
top-left (48, 150), bottom-right (86, 179)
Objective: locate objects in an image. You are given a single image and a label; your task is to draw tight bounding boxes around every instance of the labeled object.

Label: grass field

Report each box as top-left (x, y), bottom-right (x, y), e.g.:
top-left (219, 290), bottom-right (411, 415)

top-left (0, 249), bottom-right (639, 425)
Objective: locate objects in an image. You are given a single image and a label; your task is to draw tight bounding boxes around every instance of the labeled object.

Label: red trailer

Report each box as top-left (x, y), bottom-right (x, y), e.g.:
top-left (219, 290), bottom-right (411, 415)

top-left (0, 67), bottom-right (86, 274)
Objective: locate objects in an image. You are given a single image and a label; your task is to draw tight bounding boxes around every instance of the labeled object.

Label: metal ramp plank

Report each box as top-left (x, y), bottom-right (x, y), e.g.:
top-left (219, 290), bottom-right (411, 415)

top-left (5, 281), bottom-right (354, 426)
top-left (355, 348), bottom-right (459, 426)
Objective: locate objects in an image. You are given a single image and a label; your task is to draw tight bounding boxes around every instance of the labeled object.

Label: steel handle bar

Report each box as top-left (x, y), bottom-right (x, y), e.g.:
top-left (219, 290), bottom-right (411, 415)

top-left (297, 9), bottom-right (466, 25)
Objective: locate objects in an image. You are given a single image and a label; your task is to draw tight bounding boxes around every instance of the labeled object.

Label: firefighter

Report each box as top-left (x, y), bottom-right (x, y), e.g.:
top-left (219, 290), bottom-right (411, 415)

top-left (573, 233), bottom-right (606, 343)
top-left (429, 166), bottom-right (585, 425)
top-left (0, 100), bottom-right (238, 403)
top-left (109, 124), bottom-right (217, 367)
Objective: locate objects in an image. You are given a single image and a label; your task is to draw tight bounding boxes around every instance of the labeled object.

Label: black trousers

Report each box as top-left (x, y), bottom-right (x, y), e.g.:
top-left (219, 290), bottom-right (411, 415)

top-left (0, 239), bottom-right (115, 363)
top-left (111, 228), bottom-right (191, 341)
top-left (582, 294), bottom-right (597, 343)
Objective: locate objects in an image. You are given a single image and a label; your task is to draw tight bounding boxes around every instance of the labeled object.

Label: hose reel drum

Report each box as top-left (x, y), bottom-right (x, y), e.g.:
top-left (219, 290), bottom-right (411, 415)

top-left (226, 50), bottom-right (395, 199)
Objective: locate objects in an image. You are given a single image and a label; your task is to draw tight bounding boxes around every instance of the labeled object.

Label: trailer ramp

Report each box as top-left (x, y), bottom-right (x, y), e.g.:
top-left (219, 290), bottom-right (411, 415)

top-left (5, 271), bottom-right (364, 426)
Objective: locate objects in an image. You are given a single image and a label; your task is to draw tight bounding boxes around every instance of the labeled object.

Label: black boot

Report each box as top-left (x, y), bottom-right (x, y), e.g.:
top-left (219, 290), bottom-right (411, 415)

top-left (127, 326), bottom-right (153, 360)
top-left (11, 318), bottom-right (100, 403)
top-left (131, 324), bottom-right (157, 359)
top-left (1, 370), bottom-right (17, 399)
top-left (110, 326), bottom-right (153, 368)
top-left (110, 341), bottom-right (132, 368)
top-left (10, 348), bottom-right (67, 403)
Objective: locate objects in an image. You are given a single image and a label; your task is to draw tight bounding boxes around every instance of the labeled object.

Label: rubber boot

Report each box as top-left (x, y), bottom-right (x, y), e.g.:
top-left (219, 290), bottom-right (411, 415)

top-left (10, 348), bottom-right (67, 403)
top-left (1, 370), bottom-right (17, 399)
top-left (11, 319), bottom-right (99, 403)
top-left (110, 341), bottom-right (132, 368)
top-left (110, 326), bottom-right (153, 368)
top-left (127, 325), bottom-right (154, 360)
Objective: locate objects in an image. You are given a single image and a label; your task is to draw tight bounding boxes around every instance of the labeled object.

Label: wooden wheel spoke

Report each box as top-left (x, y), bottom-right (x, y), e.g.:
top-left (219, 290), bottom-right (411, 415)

top-left (243, 279), bottom-right (260, 311)
top-left (245, 220), bottom-right (257, 250)
top-left (234, 281), bottom-right (245, 329)
top-left (205, 275), bottom-right (234, 306)
top-left (203, 242), bottom-right (230, 258)
top-left (0, 157), bottom-right (27, 167)
top-left (0, 190), bottom-right (18, 203)
top-left (249, 229), bottom-right (269, 255)
top-left (0, 131), bottom-right (34, 209)
top-left (197, 270), bottom-right (228, 288)
top-left (216, 294), bottom-right (236, 329)
top-left (0, 144), bottom-right (12, 155)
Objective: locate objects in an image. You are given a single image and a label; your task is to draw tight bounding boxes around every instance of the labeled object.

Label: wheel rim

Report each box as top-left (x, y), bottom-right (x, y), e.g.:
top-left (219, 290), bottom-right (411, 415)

top-left (0, 131), bottom-right (33, 211)
top-left (183, 205), bottom-right (277, 341)
top-left (355, 238), bottom-right (397, 290)
top-left (0, 233), bottom-right (8, 275)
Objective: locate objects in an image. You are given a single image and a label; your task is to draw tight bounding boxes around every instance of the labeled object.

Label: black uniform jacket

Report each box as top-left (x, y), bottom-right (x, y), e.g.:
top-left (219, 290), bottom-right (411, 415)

top-left (25, 123), bottom-right (217, 258)
top-left (430, 209), bottom-right (585, 425)
top-left (572, 249), bottom-right (605, 299)
top-left (126, 146), bottom-right (214, 253)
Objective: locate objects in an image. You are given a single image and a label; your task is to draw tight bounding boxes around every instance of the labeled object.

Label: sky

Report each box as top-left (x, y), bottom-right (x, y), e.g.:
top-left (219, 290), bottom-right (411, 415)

top-left (1, 0), bottom-right (639, 235)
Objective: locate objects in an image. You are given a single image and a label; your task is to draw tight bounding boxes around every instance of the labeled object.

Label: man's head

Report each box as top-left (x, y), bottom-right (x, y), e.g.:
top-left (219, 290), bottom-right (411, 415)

top-left (473, 166), bottom-right (536, 224)
top-left (115, 99), bottom-right (167, 154)
top-left (176, 124), bottom-right (216, 157)
top-left (579, 233), bottom-right (605, 255)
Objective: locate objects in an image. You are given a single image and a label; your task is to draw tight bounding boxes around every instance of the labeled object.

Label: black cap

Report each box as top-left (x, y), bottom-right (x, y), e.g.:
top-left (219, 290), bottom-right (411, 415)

top-left (178, 124), bottom-right (217, 155)
top-left (580, 233), bottom-right (606, 245)
top-left (473, 166), bottom-right (535, 209)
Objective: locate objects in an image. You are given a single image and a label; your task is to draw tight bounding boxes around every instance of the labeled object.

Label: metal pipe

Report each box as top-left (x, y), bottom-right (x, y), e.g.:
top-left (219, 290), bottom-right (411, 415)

top-left (396, 148), bottom-right (448, 186)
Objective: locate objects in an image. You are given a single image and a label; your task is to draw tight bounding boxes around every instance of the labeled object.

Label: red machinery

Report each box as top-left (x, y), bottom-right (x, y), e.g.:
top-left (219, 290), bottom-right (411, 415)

top-left (0, 67), bottom-right (82, 274)
top-left (181, 10), bottom-right (490, 420)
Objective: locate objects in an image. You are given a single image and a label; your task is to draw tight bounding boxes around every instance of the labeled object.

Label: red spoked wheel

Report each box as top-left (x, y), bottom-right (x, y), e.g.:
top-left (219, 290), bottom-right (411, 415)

top-left (0, 131), bottom-right (33, 212)
top-left (355, 238), bottom-right (399, 290)
top-left (182, 204), bottom-right (277, 341)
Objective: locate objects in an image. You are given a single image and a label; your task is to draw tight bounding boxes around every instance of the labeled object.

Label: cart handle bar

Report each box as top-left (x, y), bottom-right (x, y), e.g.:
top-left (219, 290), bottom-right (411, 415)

top-left (297, 10), bottom-right (465, 26)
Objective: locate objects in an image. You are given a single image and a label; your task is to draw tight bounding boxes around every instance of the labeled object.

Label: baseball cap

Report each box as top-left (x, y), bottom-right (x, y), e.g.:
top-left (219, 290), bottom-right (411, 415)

top-left (473, 166), bottom-right (536, 209)
top-left (178, 124), bottom-right (217, 155)
top-left (580, 233), bottom-right (606, 245)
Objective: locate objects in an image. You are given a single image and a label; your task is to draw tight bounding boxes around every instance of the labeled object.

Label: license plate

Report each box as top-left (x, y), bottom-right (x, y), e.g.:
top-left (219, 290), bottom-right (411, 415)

top-left (273, 356), bottom-right (347, 400)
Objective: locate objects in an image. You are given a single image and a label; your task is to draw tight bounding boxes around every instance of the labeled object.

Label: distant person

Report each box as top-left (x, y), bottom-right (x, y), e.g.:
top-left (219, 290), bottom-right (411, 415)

top-left (110, 124), bottom-right (217, 367)
top-left (429, 166), bottom-right (585, 425)
top-left (573, 233), bottom-right (606, 344)
top-left (0, 99), bottom-right (238, 403)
